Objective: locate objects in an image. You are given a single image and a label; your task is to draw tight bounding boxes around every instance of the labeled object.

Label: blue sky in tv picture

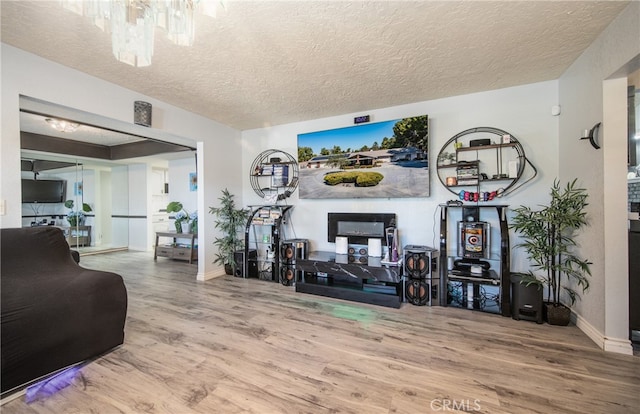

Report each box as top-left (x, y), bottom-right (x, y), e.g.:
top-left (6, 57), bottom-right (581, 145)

top-left (298, 119), bottom-right (398, 155)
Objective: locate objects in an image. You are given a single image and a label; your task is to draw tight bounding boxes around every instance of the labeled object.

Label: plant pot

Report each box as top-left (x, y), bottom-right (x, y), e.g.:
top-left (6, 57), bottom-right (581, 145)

top-left (224, 263), bottom-right (234, 275)
top-left (544, 303), bottom-right (571, 326)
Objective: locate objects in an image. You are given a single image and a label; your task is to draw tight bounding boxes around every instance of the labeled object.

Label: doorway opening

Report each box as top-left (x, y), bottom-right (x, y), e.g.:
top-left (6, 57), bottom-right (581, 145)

top-left (19, 96), bottom-right (197, 256)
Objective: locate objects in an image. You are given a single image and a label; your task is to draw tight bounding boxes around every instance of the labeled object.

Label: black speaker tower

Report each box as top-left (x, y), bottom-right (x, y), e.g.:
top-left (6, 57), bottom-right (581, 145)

top-left (279, 239), bottom-right (308, 286)
top-left (403, 245), bottom-right (439, 306)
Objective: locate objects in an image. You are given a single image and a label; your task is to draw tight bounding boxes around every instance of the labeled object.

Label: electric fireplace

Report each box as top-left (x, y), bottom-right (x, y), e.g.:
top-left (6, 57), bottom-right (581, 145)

top-left (327, 212), bottom-right (396, 246)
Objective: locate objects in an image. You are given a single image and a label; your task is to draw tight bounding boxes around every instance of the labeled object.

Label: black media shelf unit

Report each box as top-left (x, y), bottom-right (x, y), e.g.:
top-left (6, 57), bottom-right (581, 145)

top-left (244, 205), bottom-right (293, 282)
top-left (439, 204), bottom-right (511, 316)
top-left (294, 251), bottom-right (403, 308)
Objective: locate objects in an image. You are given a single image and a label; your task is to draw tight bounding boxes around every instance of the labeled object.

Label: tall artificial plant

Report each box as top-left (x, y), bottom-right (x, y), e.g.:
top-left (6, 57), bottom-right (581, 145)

top-left (510, 179), bottom-right (592, 307)
top-left (209, 188), bottom-right (250, 271)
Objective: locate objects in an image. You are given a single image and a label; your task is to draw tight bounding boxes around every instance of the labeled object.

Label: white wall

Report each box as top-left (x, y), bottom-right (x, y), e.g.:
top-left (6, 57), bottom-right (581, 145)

top-left (162, 157), bottom-right (198, 249)
top-left (100, 169), bottom-right (113, 247)
top-left (110, 166), bottom-right (129, 248)
top-left (558, 1), bottom-right (640, 354)
top-left (128, 163), bottom-right (148, 251)
top-left (1, 44), bottom-right (242, 279)
top-left (168, 157), bottom-right (198, 215)
top-left (242, 81), bottom-right (559, 268)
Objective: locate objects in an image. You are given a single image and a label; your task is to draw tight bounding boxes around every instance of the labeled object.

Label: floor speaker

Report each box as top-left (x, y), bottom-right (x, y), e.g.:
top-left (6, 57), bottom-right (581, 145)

top-left (234, 249), bottom-right (258, 278)
top-left (511, 274), bottom-right (543, 324)
top-left (405, 278), bottom-right (439, 306)
top-left (403, 245), bottom-right (438, 280)
top-left (280, 239), bottom-right (309, 264)
top-left (280, 265), bottom-right (296, 286)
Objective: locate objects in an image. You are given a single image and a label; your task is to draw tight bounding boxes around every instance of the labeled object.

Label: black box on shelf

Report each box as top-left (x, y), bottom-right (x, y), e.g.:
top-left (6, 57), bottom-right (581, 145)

top-left (470, 138), bottom-right (491, 147)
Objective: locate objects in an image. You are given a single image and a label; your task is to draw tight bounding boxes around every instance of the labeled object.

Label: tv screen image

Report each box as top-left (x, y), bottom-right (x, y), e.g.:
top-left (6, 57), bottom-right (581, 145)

top-left (297, 114), bottom-right (429, 199)
top-left (21, 179), bottom-right (66, 203)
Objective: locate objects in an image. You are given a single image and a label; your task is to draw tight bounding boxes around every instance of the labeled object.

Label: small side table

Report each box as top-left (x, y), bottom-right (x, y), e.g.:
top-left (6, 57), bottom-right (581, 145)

top-left (154, 231), bottom-right (197, 264)
top-left (61, 225), bottom-right (91, 247)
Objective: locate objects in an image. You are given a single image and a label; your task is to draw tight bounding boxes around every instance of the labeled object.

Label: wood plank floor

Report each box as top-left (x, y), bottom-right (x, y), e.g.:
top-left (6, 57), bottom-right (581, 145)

top-left (3, 250), bottom-right (639, 413)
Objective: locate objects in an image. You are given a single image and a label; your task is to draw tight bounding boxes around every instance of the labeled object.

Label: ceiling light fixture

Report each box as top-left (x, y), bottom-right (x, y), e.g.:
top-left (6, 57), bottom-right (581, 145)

top-left (61, 0), bottom-right (225, 67)
top-left (45, 118), bottom-right (80, 133)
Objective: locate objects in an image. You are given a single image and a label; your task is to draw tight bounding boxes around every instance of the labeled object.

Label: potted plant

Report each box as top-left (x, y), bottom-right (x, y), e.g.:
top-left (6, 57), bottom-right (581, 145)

top-left (64, 199), bottom-right (92, 226)
top-left (166, 201), bottom-right (191, 233)
top-left (509, 179), bottom-right (592, 325)
top-left (209, 188), bottom-right (250, 275)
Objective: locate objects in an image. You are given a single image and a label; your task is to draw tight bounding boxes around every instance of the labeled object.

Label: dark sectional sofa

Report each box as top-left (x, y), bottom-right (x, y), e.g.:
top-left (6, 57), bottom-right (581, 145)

top-left (1, 227), bottom-right (128, 396)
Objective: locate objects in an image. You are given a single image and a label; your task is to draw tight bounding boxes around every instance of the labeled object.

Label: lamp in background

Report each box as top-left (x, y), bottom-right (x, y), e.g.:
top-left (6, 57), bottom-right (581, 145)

top-left (45, 118), bottom-right (80, 133)
top-left (580, 122), bottom-right (601, 149)
top-left (61, 0), bottom-right (225, 67)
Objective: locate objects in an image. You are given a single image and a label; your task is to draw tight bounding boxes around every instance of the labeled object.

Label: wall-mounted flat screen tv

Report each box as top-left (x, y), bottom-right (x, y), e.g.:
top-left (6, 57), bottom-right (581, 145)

top-left (297, 114), bottom-right (429, 199)
top-left (21, 179), bottom-right (66, 203)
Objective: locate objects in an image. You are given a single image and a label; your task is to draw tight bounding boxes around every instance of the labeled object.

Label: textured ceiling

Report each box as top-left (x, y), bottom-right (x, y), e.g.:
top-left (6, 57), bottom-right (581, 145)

top-left (1, 1), bottom-right (631, 131)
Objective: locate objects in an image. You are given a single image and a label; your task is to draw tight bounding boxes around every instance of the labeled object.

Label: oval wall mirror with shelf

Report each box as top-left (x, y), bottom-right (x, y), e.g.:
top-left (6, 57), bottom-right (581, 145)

top-left (436, 127), bottom-right (537, 201)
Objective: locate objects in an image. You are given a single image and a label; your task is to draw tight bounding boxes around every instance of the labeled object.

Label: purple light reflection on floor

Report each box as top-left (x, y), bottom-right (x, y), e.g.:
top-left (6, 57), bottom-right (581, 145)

top-left (25, 366), bottom-right (82, 403)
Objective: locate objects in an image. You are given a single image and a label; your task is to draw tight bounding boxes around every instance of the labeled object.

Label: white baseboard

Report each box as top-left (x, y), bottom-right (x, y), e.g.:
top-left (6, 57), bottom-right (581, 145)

top-left (572, 310), bottom-right (633, 355)
top-left (197, 267), bottom-right (226, 281)
top-left (603, 337), bottom-right (634, 355)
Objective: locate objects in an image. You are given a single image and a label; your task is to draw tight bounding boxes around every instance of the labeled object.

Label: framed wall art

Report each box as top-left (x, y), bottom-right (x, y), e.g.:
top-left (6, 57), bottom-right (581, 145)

top-left (189, 172), bottom-right (197, 191)
top-left (74, 181), bottom-right (83, 196)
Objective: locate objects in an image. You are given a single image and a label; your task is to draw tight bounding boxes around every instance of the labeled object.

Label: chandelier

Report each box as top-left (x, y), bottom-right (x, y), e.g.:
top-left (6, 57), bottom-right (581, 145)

top-left (61, 1), bottom-right (224, 67)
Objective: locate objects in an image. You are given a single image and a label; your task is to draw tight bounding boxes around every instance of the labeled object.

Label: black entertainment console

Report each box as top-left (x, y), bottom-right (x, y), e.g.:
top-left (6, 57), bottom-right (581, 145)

top-left (294, 251), bottom-right (403, 308)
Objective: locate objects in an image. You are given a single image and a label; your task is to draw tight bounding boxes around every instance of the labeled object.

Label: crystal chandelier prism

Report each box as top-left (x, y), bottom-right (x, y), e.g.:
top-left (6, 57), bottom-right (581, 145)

top-left (61, 0), bottom-right (223, 67)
